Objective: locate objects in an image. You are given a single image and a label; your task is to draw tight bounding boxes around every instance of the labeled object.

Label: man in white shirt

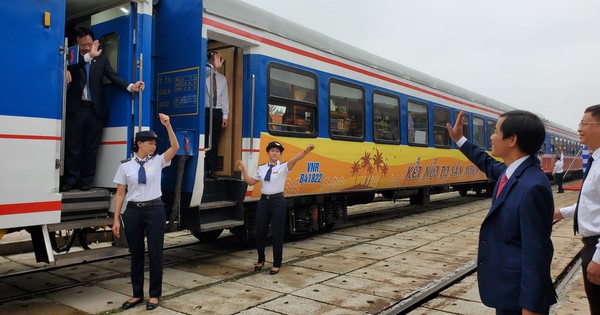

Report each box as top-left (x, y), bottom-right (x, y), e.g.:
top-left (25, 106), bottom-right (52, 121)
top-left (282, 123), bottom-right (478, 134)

top-left (555, 104), bottom-right (600, 314)
top-left (553, 147), bottom-right (565, 193)
top-left (205, 51), bottom-right (230, 180)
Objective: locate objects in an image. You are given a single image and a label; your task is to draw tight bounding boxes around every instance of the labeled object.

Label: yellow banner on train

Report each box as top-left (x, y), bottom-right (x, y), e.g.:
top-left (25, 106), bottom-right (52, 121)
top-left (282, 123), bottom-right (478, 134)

top-left (251, 133), bottom-right (487, 198)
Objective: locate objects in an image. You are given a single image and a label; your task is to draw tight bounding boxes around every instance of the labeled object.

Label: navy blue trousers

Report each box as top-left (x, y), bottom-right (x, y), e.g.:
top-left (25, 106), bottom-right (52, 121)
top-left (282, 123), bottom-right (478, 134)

top-left (122, 204), bottom-right (165, 298)
top-left (255, 196), bottom-right (286, 267)
top-left (581, 242), bottom-right (600, 314)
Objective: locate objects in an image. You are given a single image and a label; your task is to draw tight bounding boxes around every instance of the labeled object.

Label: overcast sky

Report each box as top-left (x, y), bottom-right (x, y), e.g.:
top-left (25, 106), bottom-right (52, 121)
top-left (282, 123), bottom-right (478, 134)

top-left (241, 0), bottom-right (600, 133)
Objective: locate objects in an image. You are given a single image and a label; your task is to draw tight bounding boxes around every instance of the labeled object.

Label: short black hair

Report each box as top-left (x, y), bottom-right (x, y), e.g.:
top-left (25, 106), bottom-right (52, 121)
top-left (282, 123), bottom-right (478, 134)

top-left (585, 104), bottom-right (600, 121)
top-left (499, 110), bottom-right (546, 156)
top-left (74, 26), bottom-right (94, 39)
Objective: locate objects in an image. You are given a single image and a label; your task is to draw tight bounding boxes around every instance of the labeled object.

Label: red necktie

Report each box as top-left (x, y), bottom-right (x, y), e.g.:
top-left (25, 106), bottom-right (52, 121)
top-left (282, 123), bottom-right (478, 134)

top-left (496, 174), bottom-right (508, 198)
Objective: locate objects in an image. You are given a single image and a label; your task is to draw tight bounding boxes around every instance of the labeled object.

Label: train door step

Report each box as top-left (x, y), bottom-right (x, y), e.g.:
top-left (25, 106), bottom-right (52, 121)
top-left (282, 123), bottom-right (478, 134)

top-left (198, 200), bottom-right (237, 211)
top-left (47, 217), bottom-right (113, 232)
top-left (200, 220), bottom-right (245, 232)
top-left (61, 189), bottom-right (111, 221)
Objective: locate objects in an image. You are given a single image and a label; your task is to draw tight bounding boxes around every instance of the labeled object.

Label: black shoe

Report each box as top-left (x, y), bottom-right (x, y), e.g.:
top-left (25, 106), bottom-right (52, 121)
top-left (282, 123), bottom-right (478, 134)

top-left (81, 185), bottom-right (92, 191)
top-left (270, 267), bottom-right (280, 275)
top-left (557, 190), bottom-right (564, 194)
top-left (146, 298), bottom-right (159, 310)
top-left (254, 262), bottom-right (264, 272)
top-left (60, 184), bottom-right (73, 192)
top-left (121, 297), bottom-right (143, 310)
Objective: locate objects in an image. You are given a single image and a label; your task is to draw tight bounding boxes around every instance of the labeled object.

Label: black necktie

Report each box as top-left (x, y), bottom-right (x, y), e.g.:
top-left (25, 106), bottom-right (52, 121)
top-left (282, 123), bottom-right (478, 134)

top-left (137, 159), bottom-right (146, 184)
top-left (574, 156), bottom-right (594, 234)
top-left (212, 73), bottom-right (217, 108)
top-left (264, 164), bottom-right (274, 182)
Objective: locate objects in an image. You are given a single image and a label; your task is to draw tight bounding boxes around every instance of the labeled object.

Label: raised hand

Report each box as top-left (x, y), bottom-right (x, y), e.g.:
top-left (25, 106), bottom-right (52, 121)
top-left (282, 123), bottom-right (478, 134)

top-left (446, 111), bottom-right (464, 143)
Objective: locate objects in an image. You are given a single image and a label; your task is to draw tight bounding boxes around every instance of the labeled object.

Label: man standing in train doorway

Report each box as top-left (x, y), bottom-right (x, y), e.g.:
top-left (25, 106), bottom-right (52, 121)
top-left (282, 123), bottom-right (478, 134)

top-left (62, 26), bottom-right (145, 191)
top-left (205, 51), bottom-right (229, 180)
top-left (555, 104), bottom-right (600, 314)
top-left (447, 111), bottom-right (556, 314)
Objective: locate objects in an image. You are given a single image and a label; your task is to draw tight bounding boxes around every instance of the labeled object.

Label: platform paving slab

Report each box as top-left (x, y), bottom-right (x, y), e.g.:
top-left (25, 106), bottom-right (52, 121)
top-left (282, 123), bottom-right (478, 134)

top-left (3, 271), bottom-right (76, 293)
top-left (257, 294), bottom-right (365, 315)
top-left (237, 265), bottom-right (337, 294)
top-left (293, 283), bottom-right (395, 313)
top-left (162, 281), bottom-right (281, 314)
top-left (368, 234), bottom-right (433, 251)
top-left (162, 247), bottom-right (216, 260)
top-left (422, 296), bottom-right (495, 315)
top-left (437, 273), bottom-right (482, 303)
top-left (330, 226), bottom-right (399, 239)
top-left (0, 297), bottom-right (88, 315)
top-left (292, 252), bottom-right (378, 274)
top-left (46, 283), bottom-right (130, 314)
top-left (88, 257), bottom-right (134, 274)
top-left (386, 249), bottom-right (470, 269)
top-left (227, 245), bottom-right (321, 265)
top-left (98, 275), bottom-right (182, 297)
top-left (49, 263), bottom-right (120, 282)
top-left (0, 281), bottom-right (28, 300)
top-left (159, 267), bottom-right (222, 289)
top-left (0, 260), bottom-right (36, 276)
top-left (172, 259), bottom-right (249, 281)
top-left (322, 274), bottom-right (409, 300)
top-left (237, 307), bottom-right (281, 315)
top-left (334, 243), bottom-right (406, 260)
top-left (285, 235), bottom-right (361, 252)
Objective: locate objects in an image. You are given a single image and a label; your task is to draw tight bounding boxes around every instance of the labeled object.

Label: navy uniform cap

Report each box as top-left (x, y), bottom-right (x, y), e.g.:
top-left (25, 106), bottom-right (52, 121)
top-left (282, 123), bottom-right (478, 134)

top-left (266, 141), bottom-right (284, 153)
top-left (135, 131), bottom-right (158, 142)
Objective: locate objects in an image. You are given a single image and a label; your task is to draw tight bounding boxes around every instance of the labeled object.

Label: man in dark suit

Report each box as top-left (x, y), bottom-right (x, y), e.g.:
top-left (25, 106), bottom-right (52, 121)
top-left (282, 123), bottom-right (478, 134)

top-left (62, 26), bottom-right (144, 191)
top-left (447, 110), bottom-right (556, 314)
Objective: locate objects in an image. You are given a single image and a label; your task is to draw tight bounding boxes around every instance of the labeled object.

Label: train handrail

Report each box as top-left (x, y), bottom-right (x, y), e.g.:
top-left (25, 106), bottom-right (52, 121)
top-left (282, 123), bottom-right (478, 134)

top-left (250, 73), bottom-right (255, 153)
top-left (59, 37), bottom-right (68, 176)
top-left (205, 64), bottom-right (215, 152)
top-left (563, 147), bottom-right (582, 179)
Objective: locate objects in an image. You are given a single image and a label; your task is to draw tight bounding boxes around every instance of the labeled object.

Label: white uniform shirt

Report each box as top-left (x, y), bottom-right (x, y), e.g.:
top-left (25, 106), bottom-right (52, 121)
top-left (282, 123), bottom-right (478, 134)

top-left (560, 149), bottom-right (600, 263)
top-left (205, 70), bottom-right (230, 119)
top-left (113, 153), bottom-right (171, 202)
top-left (252, 160), bottom-right (290, 195)
top-left (553, 153), bottom-right (564, 174)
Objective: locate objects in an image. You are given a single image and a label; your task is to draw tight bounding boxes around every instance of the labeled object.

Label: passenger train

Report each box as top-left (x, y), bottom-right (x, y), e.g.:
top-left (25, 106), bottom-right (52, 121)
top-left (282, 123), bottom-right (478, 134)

top-left (0, 0), bottom-right (582, 264)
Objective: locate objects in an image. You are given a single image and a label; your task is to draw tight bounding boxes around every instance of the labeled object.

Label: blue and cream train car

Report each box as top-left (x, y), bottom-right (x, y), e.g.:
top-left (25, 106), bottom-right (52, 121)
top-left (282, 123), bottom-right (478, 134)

top-left (0, 0), bottom-right (582, 262)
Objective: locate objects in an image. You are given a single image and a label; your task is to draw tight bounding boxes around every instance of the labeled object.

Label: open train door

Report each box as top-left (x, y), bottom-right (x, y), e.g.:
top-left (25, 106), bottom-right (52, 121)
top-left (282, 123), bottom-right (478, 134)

top-left (89, 1), bottom-right (153, 187)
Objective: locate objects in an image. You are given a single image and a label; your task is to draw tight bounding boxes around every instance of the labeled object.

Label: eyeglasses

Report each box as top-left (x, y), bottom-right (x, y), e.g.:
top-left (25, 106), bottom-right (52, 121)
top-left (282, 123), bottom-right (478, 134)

top-left (579, 121), bottom-right (600, 128)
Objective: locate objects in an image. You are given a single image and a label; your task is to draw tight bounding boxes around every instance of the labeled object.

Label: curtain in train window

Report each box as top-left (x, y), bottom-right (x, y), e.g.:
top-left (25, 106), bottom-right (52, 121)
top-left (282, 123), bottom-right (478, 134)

top-left (455, 111), bottom-right (470, 141)
top-left (267, 66), bottom-right (317, 135)
top-left (473, 116), bottom-right (485, 148)
top-left (433, 107), bottom-right (450, 148)
top-left (486, 119), bottom-right (497, 150)
top-left (407, 100), bottom-right (428, 145)
top-left (329, 81), bottom-right (364, 139)
top-left (373, 92), bottom-right (400, 143)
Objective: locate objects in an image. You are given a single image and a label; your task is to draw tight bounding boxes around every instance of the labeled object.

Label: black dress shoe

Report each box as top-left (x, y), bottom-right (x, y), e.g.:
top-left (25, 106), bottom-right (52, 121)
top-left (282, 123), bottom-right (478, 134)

top-left (60, 185), bottom-right (73, 192)
top-left (121, 298), bottom-right (143, 309)
top-left (270, 267), bottom-right (280, 275)
top-left (147, 298), bottom-right (159, 310)
top-left (254, 262), bottom-right (264, 272)
top-left (81, 185), bottom-right (92, 191)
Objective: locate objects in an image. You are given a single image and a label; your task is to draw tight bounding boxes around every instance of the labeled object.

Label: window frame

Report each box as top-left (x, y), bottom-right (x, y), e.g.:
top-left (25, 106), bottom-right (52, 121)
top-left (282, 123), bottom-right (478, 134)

top-left (328, 78), bottom-right (365, 141)
top-left (266, 63), bottom-right (318, 138)
top-left (372, 90), bottom-right (400, 144)
top-left (406, 99), bottom-right (429, 147)
top-left (486, 119), bottom-right (497, 151)
top-left (433, 106), bottom-right (451, 149)
top-left (472, 115), bottom-right (486, 148)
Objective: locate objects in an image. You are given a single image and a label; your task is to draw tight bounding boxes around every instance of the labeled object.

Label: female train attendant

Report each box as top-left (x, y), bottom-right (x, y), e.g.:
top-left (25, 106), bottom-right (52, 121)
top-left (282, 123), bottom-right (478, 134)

top-left (236, 141), bottom-right (315, 275)
top-left (111, 113), bottom-right (179, 310)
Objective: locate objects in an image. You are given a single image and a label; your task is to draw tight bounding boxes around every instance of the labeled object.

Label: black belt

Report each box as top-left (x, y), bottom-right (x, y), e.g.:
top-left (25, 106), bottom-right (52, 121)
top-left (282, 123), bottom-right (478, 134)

top-left (205, 107), bottom-right (222, 110)
top-left (127, 198), bottom-right (163, 208)
top-left (582, 235), bottom-right (600, 246)
top-left (82, 100), bottom-right (93, 106)
top-left (261, 192), bottom-right (283, 200)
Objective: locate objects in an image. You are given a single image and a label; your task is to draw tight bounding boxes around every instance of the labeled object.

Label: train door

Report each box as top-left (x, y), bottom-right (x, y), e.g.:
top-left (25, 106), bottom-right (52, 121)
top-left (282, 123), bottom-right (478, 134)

top-left (85, 2), bottom-right (152, 187)
top-left (206, 44), bottom-right (244, 178)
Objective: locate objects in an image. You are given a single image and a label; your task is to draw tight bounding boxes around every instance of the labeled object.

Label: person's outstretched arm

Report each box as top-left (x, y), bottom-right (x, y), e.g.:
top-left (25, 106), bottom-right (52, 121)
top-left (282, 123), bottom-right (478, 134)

top-left (287, 144), bottom-right (315, 171)
top-left (160, 113), bottom-right (180, 163)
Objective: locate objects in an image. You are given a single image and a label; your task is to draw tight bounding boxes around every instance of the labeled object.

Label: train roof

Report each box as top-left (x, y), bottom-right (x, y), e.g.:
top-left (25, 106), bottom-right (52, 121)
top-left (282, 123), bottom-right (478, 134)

top-left (206, 0), bottom-right (579, 138)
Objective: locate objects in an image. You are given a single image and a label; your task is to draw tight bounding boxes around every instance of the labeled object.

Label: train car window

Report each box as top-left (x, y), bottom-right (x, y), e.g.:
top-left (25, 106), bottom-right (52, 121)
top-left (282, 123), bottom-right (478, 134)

top-left (433, 106), bottom-right (451, 148)
top-left (329, 80), bottom-right (364, 140)
top-left (473, 116), bottom-right (485, 148)
top-left (486, 119), bottom-right (497, 150)
top-left (373, 92), bottom-right (400, 143)
top-left (100, 32), bottom-right (119, 85)
top-left (407, 100), bottom-right (428, 146)
top-left (550, 135), bottom-right (556, 153)
top-left (267, 65), bottom-right (317, 136)
top-left (454, 111), bottom-right (470, 141)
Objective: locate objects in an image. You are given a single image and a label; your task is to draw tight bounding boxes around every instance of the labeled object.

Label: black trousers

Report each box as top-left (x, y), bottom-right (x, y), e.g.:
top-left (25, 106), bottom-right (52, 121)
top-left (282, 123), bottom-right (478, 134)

top-left (255, 195), bottom-right (286, 267)
top-left (204, 108), bottom-right (223, 175)
top-left (122, 204), bottom-right (166, 298)
top-left (63, 105), bottom-right (104, 187)
top-left (555, 172), bottom-right (564, 192)
top-left (581, 242), bottom-right (600, 314)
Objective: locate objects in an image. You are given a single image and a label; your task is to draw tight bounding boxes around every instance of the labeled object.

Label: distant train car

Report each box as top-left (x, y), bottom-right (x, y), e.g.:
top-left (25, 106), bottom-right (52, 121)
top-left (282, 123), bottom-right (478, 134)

top-left (0, 0), bottom-right (582, 262)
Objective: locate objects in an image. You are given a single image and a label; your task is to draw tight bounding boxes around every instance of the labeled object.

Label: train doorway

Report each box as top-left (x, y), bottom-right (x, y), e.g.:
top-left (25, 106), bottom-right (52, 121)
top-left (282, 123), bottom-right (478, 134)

top-left (207, 43), bottom-right (244, 179)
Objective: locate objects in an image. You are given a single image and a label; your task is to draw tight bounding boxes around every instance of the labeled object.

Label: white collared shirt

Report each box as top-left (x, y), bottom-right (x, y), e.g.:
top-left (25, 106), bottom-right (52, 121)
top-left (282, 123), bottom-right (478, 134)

top-left (252, 160), bottom-right (290, 195)
top-left (113, 153), bottom-right (171, 202)
top-left (553, 153), bottom-right (564, 174)
top-left (560, 149), bottom-right (600, 263)
top-left (205, 70), bottom-right (230, 119)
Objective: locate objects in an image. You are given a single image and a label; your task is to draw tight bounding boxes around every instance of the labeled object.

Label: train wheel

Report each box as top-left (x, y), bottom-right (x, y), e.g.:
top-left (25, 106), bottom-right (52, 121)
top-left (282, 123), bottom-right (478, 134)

top-left (458, 189), bottom-right (468, 196)
top-left (191, 229), bottom-right (224, 242)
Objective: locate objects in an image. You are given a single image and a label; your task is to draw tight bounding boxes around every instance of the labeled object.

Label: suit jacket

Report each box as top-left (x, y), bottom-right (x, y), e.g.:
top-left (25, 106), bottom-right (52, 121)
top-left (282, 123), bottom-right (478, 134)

top-left (460, 141), bottom-right (556, 313)
top-left (66, 54), bottom-right (129, 118)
